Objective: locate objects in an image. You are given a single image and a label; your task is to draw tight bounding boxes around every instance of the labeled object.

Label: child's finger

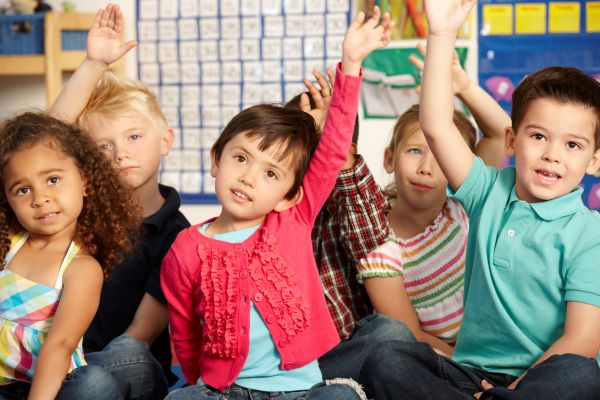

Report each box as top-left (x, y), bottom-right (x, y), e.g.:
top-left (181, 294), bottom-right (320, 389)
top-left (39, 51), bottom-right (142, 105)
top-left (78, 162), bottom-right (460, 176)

top-left (119, 40), bottom-right (137, 57)
top-left (416, 42), bottom-right (427, 57)
top-left (299, 93), bottom-right (311, 113)
top-left (313, 69), bottom-right (331, 97)
top-left (92, 9), bottom-right (103, 30)
top-left (114, 6), bottom-right (124, 33)
top-left (365, 6), bottom-right (381, 29)
top-left (408, 54), bottom-right (424, 71)
top-left (107, 5), bottom-right (116, 29)
top-left (99, 4), bottom-right (112, 27)
top-left (349, 11), bottom-right (366, 31)
top-left (304, 79), bottom-right (325, 110)
top-left (326, 67), bottom-right (336, 86)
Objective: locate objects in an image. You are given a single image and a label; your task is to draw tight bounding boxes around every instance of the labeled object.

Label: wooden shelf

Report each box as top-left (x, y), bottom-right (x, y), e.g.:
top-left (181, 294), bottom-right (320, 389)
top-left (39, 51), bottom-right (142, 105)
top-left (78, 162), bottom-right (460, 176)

top-left (0, 12), bottom-right (124, 107)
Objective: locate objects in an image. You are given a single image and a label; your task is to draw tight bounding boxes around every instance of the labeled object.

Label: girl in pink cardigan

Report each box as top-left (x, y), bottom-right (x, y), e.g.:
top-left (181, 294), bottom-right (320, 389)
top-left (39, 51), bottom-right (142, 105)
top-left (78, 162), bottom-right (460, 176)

top-left (161, 8), bottom-right (392, 400)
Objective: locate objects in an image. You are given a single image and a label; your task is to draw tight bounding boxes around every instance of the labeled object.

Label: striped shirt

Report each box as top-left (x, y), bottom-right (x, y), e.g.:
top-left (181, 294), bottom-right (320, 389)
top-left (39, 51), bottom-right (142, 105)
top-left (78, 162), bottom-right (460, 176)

top-left (357, 199), bottom-right (468, 342)
top-left (0, 232), bottom-right (86, 384)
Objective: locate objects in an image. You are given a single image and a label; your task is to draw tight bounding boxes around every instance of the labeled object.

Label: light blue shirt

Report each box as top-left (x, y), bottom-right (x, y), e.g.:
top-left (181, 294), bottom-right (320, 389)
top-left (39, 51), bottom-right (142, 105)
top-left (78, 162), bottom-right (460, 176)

top-left (449, 157), bottom-right (600, 377)
top-left (198, 224), bottom-right (322, 391)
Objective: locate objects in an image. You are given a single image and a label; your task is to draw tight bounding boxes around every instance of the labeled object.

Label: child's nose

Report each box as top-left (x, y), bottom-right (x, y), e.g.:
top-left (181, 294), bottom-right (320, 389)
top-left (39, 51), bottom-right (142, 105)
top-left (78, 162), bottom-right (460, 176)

top-left (32, 192), bottom-right (50, 207)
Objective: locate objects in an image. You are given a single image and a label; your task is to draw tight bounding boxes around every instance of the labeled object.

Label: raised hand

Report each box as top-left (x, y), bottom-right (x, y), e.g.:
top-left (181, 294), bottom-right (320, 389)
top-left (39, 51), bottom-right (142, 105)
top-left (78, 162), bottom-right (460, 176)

top-left (87, 3), bottom-right (136, 67)
top-left (409, 42), bottom-right (470, 94)
top-left (425, 0), bottom-right (476, 37)
top-left (302, 68), bottom-right (336, 131)
top-left (342, 6), bottom-right (393, 75)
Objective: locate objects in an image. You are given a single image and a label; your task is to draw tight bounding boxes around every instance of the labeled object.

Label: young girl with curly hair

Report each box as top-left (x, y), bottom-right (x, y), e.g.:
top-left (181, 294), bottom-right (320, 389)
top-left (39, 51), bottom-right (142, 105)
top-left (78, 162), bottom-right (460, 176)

top-left (0, 112), bottom-right (141, 400)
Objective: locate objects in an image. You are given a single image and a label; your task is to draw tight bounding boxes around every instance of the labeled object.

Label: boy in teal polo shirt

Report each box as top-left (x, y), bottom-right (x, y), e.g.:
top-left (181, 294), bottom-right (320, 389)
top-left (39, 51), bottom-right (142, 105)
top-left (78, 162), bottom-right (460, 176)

top-left (359, 0), bottom-right (600, 399)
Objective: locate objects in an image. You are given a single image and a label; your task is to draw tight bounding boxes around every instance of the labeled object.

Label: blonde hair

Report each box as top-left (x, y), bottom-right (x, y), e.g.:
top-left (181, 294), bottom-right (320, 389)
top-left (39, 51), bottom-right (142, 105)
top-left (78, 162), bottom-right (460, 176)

top-left (384, 104), bottom-right (476, 199)
top-left (78, 72), bottom-right (168, 132)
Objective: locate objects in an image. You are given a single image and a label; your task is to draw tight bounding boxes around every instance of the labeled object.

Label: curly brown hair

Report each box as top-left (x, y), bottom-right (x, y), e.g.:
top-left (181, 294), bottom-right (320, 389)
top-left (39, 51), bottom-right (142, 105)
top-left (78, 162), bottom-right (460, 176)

top-left (0, 112), bottom-right (142, 278)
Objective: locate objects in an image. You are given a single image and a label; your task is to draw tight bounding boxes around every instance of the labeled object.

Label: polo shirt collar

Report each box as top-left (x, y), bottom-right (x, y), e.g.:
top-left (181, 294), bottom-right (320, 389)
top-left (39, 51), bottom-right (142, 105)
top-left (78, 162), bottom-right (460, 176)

top-left (144, 184), bottom-right (182, 229)
top-left (508, 185), bottom-right (585, 221)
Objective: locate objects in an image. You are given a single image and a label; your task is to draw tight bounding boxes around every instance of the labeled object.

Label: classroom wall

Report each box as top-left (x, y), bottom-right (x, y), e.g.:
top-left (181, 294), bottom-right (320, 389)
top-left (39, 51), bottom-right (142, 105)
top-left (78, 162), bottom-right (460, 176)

top-left (0, 0), bottom-right (406, 223)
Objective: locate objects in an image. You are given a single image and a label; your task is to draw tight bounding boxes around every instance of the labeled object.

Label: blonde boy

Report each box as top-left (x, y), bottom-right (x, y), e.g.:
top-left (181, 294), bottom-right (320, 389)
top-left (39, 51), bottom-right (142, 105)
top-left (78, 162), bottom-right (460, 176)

top-left (50, 5), bottom-right (189, 400)
top-left (359, 0), bottom-right (600, 399)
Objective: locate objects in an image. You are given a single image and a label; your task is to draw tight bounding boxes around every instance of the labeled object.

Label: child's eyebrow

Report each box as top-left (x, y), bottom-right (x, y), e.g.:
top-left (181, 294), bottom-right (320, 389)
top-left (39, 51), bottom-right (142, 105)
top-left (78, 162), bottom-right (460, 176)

top-left (566, 134), bottom-right (590, 144)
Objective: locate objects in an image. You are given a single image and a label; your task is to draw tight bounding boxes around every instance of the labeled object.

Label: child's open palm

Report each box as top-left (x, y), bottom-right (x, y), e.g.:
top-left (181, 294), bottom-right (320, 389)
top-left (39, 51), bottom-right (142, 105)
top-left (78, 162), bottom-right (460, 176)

top-left (425, 0), bottom-right (476, 36)
top-left (342, 6), bottom-right (393, 68)
top-left (409, 42), bottom-right (470, 94)
top-left (87, 3), bottom-right (136, 67)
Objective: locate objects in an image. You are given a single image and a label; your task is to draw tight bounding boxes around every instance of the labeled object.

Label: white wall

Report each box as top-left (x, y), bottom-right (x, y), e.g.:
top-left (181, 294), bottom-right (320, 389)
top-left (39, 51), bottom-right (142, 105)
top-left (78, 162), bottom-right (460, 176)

top-left (0, 0), bottom-right (476, 223)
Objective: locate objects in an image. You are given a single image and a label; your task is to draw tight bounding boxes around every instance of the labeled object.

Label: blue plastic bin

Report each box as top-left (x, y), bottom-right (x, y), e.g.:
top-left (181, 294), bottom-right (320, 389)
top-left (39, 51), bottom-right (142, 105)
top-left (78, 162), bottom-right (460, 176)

top-left (61, 30), bottom-right (87, 51)
top-left (0, 13), bottom-right (45, 55)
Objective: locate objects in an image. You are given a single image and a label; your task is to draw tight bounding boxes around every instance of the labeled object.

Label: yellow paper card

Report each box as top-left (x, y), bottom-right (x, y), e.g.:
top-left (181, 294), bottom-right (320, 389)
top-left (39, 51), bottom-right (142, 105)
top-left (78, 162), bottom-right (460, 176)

top-left (587, 2), bottom-right (600, 32)
top-left (516, 3), bottom-right (546, 34)
top-left (483, 4), bottom-right (514, 35)
top-left (549, 2), bottom-right (580, 33)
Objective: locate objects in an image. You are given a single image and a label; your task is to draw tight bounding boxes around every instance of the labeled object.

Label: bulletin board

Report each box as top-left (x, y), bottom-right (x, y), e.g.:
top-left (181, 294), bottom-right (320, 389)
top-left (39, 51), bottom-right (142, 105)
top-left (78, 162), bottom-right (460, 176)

top-left (477, 0), bottom-right (600, 209)
top-left (135, 0), bottom-right (352, 204)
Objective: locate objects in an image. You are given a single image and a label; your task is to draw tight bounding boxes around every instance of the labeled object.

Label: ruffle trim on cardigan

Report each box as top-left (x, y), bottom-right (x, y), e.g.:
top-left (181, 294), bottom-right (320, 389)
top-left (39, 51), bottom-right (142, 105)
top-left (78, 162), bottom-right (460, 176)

top-left (247, 228), bottom-right (310, 339)
top-left (196, 227), bottom-right (310, 358)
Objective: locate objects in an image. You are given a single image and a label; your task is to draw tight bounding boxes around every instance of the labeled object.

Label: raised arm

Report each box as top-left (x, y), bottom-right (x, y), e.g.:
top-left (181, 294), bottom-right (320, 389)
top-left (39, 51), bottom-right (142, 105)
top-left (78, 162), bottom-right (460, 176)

top-left (420, 0), bottom-right (477, 190)
top-left (410, 43), bottom-right (509, 168)
top-left (49, 3), bottom-right (136, 123)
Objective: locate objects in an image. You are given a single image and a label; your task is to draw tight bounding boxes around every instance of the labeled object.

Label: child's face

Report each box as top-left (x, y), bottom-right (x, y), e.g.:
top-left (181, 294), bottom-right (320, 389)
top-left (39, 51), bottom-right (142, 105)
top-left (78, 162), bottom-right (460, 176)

top-left (3, 141), bottom-right (86, 240)
top-left (506, 98), bottom-right (600, 203)
top-left (384, 128), bottom-right (448, 212)
top-left (83, 112), bottom-right (173, 195)
top-left (211, 133), bottom-right (301, 230)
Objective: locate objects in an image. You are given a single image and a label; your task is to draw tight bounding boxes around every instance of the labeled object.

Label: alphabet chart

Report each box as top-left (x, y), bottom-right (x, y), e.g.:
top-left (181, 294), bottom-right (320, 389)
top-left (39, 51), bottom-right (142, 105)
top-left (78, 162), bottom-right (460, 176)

top-left (136, 0), bottom-right (351, 203)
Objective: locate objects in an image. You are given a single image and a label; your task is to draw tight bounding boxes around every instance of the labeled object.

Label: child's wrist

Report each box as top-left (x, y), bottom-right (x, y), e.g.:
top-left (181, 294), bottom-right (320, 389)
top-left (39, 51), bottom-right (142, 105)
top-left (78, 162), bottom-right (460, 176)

top-left (84, 57), bottom-right (110, 71)
top-left (341, 56), bottom-right (362, 76)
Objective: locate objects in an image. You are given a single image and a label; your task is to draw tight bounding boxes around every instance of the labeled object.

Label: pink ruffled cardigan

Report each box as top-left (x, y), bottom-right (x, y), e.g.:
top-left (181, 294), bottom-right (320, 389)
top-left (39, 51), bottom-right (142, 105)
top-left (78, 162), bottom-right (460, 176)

top-left (161, 66), bottom-right (361, 391)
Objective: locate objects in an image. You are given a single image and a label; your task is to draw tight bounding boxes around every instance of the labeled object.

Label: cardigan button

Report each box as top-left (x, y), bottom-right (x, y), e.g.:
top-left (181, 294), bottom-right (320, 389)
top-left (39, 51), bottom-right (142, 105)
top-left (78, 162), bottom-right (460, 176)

top-left (239, 270), bottom-right (248, 278)
top-left (254, 292), bottom-right (263, 302)
top-left (279, 339), bottom-right (288, 347)
top-left (284, 362), bottom-right (293, 369)
top-left (266, 315), bottom-right (276, 324)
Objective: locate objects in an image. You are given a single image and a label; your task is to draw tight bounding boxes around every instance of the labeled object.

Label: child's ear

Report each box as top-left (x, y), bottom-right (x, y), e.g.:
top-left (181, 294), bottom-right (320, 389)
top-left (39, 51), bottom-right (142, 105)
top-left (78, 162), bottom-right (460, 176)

top-left (504, 127), bottom-right (516, 157)
top-left (274, 187), bottom-right (304, 212)
top-left (586, 148), bottom-right (600, 175)
top-left (210, 148), bottom-right (219, 178)
top-left (160, 128), bottom-right (175, 156)
top-left (383, 147), bottom-right (395, 174)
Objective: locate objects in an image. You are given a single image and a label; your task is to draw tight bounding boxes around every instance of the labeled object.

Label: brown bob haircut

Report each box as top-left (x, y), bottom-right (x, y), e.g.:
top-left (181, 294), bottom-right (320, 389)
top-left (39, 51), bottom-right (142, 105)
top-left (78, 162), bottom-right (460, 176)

top-left (211, 104), bottom-right (319, 199)
top-left (511, 66), bottom-right (600, 149)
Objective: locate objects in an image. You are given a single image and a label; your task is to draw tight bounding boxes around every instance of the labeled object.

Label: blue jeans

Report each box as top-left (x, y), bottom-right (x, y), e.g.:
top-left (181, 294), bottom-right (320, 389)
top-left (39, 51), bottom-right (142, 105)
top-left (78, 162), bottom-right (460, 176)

top-left (0, 365), bottom-right (122, 400)
top-left (85, 334), bottom-right (168, 400)
top-left (319, 313), bottom-right (415, 380)
top-left (359, 340), bottom-right (600, 400)
top-left (165, 381), bottom-right (365, 400)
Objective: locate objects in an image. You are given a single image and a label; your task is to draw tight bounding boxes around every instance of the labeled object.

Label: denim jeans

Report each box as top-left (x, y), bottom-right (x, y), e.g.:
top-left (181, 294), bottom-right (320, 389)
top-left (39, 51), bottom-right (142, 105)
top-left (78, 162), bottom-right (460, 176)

top-left (359, 340), bottom-right (600, 400)
top-left (0, 365), bottom-right (122, 400)
top-left (85, 334), bottom-right (168, 400)
top-left (319, 313), bottom-right (415, 380)
top-left (165, 380), bottom-right (365, 400)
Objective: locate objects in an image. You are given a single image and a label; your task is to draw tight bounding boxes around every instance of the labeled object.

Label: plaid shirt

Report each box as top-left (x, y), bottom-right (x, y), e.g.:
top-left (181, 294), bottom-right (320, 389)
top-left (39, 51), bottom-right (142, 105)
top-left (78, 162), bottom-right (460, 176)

top-left (312, 155), bottom-right (391, 338)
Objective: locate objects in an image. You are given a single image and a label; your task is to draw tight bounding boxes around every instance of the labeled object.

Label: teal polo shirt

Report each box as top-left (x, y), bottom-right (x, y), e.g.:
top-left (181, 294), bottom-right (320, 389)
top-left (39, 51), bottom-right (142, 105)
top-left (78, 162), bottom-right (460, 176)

top-left (449, 156), bottom-right (600, 377)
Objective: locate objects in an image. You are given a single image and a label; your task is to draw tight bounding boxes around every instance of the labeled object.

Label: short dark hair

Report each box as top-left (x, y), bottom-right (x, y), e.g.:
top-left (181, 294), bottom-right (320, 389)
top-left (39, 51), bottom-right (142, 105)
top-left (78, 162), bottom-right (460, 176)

top-left (284, 92), bottom-right (360, 145)
top-left (212, 104), bottom-right (319, 199)
top-left (511, 66), bottom-right (600, 149)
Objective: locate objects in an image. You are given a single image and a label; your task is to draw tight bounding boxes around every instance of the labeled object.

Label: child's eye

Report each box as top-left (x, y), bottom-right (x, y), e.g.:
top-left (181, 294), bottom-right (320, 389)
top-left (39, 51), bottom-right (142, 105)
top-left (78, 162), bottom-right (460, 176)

top-left (408, 148), bottom-right (422, 155)
top-left (48, 176), bottom-right (61, 185)
top-left (99, 143), bottom-right (113, 152)
top-left (531, 133), bottom-right (545, 141)
top-left (266, 170), bottom-right (279, 180)
top-left (567, 141), bottom-right (581, 150)
top-left (234, 155), bottom-right (246, 163)
top-left (15, 187), bottom-right (29, 196)
top-left (129, 134), bottom-right (141, 140)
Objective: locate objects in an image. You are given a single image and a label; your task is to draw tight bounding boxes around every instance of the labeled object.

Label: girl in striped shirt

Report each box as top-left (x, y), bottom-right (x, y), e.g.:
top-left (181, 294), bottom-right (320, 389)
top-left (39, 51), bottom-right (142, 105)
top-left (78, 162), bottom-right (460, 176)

top-left (358, 49), bottom-right (509, 355)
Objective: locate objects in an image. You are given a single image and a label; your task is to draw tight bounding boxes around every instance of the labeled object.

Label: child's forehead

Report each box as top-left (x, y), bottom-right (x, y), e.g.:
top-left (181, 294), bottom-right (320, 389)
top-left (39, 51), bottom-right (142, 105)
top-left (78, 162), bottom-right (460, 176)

top-left (85, 112), bottom-right (157, 136)
top-left (519, 98), bottom-right (597, 139)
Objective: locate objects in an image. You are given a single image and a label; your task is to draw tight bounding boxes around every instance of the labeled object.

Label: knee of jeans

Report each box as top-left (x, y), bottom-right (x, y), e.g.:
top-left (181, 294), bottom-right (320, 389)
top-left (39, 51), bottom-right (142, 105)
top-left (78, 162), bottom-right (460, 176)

top-left (107, 334), bottom-right (150, 352)
top-left (65, 365), bottom-right (121, 397)
top-left (371, 314), bottom-right (415, 341)
top-left (549, 354), bottom-right (600, 383)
